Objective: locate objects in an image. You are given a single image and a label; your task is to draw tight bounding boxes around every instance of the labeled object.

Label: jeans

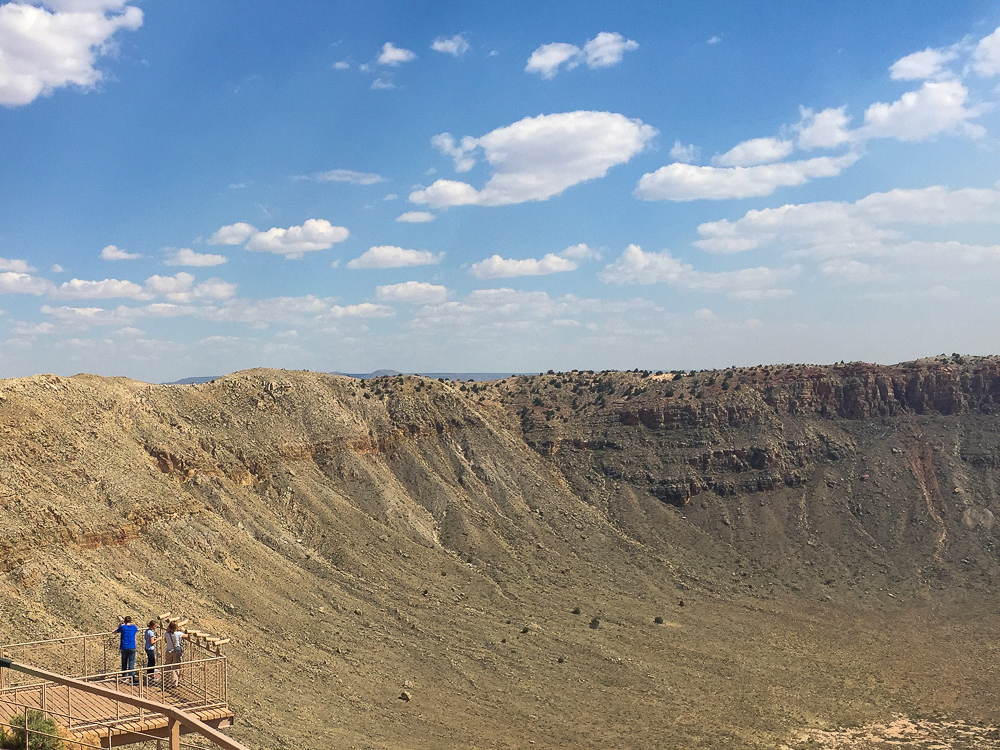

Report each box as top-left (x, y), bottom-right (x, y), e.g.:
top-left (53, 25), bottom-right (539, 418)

top-left (120, 648), bottom-right (136, 680)
top-left (145, 648), bottom-right (156, 679)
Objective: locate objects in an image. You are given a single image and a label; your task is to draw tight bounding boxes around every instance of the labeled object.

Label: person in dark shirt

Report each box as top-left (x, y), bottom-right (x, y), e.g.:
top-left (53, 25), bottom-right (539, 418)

top-left (114, 615), bottom-right (140, 684)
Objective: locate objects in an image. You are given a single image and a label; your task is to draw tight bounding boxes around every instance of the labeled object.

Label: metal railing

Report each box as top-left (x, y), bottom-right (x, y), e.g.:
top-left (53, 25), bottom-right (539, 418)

top-left (0, 657), bottom-right (228, 729)
top-left (0, 658), bottom-right (247, 750)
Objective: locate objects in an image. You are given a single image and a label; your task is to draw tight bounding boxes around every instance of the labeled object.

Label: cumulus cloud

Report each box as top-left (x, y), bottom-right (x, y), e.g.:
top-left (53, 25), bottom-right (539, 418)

top-left (525, 42), bottom-right (582, 79)
top-left (857, 79), bottom-right (986, 142)
top-left (304, 169), bottom-right (384, 185)
top-left (138, 273), bottom-right (236, 303)
top-left (242, 219), bottom-right (350, 259)
top-left (164, 248), bottom-right (227, 267)
top-left (432, 34), bottom-right (469, 56)
top-left (378, 42), bottom-right (416, 66)
top-left (207, 222), bottom-right (257, 246)
top-left (0, 256), bottom-right (34, 273)
top-left (0, 272), bottom-right (51, 294)
top-left (583, 32), bottom-right (639, 67)
top-left (396, 211), bottom-right (435, 223)
top-left (411, 111), bottom-right (656, 207)
top-left (525, 32), bottom-right (637, 78)
top-left (100, 244), bottom-right (140, 261)
top-left (375, 281), bottom-right (448, 304)
top-left (795, 106), bottom-right (852, 150)
top-left (559, 243), bottom-right (602, 261)
top-left (890, 47), bottom-right (957, 80)
top-left (431, 132), bottom-right (478, 172)
top-left (51, 277), bottom-right (145, 300)
top-left (635, 153), bottom-right (858, 201)
top-left (600, 244), bottom-right (798, 299)
top-left (972, 26), bottom-right (1000, 77)
top-left (469, 253), bottom-right (577, 278)
top-left (692, 186), bottom-right (1000, 262)
top-left (346, 245), bottom-right (443, 269)
top-left (669, 140), bottom-right (700, 163)
top-left (0, 0), bottom-right (142, 106)
top-left (711, 137), bottom-right (794, 167)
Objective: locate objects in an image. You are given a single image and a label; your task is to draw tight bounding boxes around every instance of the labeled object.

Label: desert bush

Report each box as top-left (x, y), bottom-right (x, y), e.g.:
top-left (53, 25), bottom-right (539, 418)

top-left (572, 606), bottom-right (581, 614)
top-left (589, 617), bottom-right (600, 630)
top-left (1, 710), bottom-right (63, 750)
top-left (654, 616), bottom-right (664, 624)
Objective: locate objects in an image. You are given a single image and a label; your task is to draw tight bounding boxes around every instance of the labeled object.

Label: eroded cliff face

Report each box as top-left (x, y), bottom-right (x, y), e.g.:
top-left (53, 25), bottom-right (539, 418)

top-left (1, 359), bottom-right (1000, 749)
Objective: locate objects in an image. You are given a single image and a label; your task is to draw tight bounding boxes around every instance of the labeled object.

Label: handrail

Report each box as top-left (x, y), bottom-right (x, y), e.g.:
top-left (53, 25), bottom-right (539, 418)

top-left (0, 658), bottom-right (250, 750)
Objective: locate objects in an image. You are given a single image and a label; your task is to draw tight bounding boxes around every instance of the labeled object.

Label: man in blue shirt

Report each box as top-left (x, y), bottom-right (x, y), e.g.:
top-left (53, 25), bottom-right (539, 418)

top-left (114, 615), bottom-right (139, 684)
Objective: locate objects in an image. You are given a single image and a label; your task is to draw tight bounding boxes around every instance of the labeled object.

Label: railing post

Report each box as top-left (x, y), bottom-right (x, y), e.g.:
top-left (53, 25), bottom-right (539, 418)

top-left (168, 717), bottom-right (180, 750)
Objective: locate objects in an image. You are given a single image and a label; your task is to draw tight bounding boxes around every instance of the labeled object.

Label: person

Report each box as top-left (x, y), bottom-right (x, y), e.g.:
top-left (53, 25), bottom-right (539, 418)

top-left (163, 620), bottom-right (188, 687)
top-left (143, 620), bottom-right (160, 685)
top-left (114, 615), bottom-right (139, 684)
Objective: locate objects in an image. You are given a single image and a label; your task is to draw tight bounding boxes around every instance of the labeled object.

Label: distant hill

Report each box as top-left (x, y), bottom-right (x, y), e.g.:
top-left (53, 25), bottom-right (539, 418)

top-left (340, 371), bottom-right (525, 381)
top-left (169, 371), bottom-right (527, 384)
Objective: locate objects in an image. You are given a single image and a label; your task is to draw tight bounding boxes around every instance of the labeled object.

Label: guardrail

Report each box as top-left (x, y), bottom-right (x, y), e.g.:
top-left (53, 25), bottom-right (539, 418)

top-left (0, 658), bottom-right (248, 750)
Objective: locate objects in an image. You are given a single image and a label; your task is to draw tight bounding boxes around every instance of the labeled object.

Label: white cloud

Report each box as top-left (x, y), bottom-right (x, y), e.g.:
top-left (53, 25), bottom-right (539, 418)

top-left (858, 80), bottom-right (986, 142)
top-left (822, 259), bottom-right (882, 282)
top-left (207, 222), bottom-right (257, 246)
top-left (635, 153), bottom-right (858, 201)
top-left (669, 140), bottom-right (700, 163)
top-left (971, 26), bottom-right (1000, 77)
top-left (51, 277), bottom-right (145, 300)
top-left (244, 219), bottom-right (350, 259)
top-left (711, 137), bottom-right (794, 167)
top-left (431, 34), bottom-right (469, 57)
top-left (795, 106), bottom-right (852, 150)
top-left (384, 193), bottom-right (398, 201)
top-left (707, 35), bottom-right (721, 45)
top-left (164, 248), bottom-right (227, 267)
top-left (371, 77), bottom-right (394, 91)
top-left (376, 281), bottom-right (448, 304)
top-left (191, 279), bottom-right (238, 301)
top-left (100, 244), bottom-right (140, 261)
top-left (559, 243), bottom-right (602, 261)
top-left (143, 272), bottom-right (193, 301)
top-left (600, 244), bottom-right (799, 298)
top-left (50, 263), bottom-right (63, 273)
top-left (306, 169), bottom-right (384, 185)
top-left (692, 186), bottom-right (1000, 264)
top-left (411, 111), bottom-right (656, 207)
top-left (333, 61), bottom-right (350, 70)
top-left (525, 32), bottom-right (637, 78)
top-left (0, 272), bottom-right (50, 294)
top-left (582, 32), bottom-right (639, 68)
top-left (469, 253), bottom-right (577, 279)
top-left (347, 245), bottom-right (443, 269)
top-left (378, 42), bottom-right (416, 66)
top-left (890, 47), bottom-right (957, 80)
top-left (0, 1), bottom-right (142, 106)
top-left (396, 211), bottom-right (435, 223)
top-left (525, 42), bottom-right (581, 79)
top-left (431, 132), bottom-right (478, 172)
top-left (0, 256), bottom-right (33, 273)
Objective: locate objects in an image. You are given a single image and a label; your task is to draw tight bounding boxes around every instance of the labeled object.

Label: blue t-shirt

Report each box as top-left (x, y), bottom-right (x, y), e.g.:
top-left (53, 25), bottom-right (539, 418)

top-left (144, 628), bottom-right (156, 650)
top-left (116, 623), bottom-right (138, 650)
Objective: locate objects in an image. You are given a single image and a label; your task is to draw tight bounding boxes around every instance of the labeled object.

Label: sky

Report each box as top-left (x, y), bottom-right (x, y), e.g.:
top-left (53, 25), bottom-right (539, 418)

top-left (3, 1), bottom-right (1000, 381)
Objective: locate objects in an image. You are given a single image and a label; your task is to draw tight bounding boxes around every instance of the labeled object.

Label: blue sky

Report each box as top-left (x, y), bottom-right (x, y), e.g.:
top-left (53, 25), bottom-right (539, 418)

top-left (3, 1), bottom-right (1000, 381)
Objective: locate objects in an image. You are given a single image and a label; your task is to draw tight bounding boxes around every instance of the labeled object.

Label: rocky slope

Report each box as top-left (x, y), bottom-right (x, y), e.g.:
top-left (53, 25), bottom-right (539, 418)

top-left (0, 357), bottom-right (999, 748)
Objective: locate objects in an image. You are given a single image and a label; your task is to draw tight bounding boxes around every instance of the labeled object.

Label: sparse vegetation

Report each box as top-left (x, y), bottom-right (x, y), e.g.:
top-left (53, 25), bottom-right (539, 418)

top-left (1, 711), bottom-right (63, 750)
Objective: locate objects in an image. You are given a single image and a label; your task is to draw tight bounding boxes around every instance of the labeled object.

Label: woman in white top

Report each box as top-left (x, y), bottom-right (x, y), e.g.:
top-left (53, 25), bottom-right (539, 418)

top-left (163, 620), bottom-right (188, 687)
